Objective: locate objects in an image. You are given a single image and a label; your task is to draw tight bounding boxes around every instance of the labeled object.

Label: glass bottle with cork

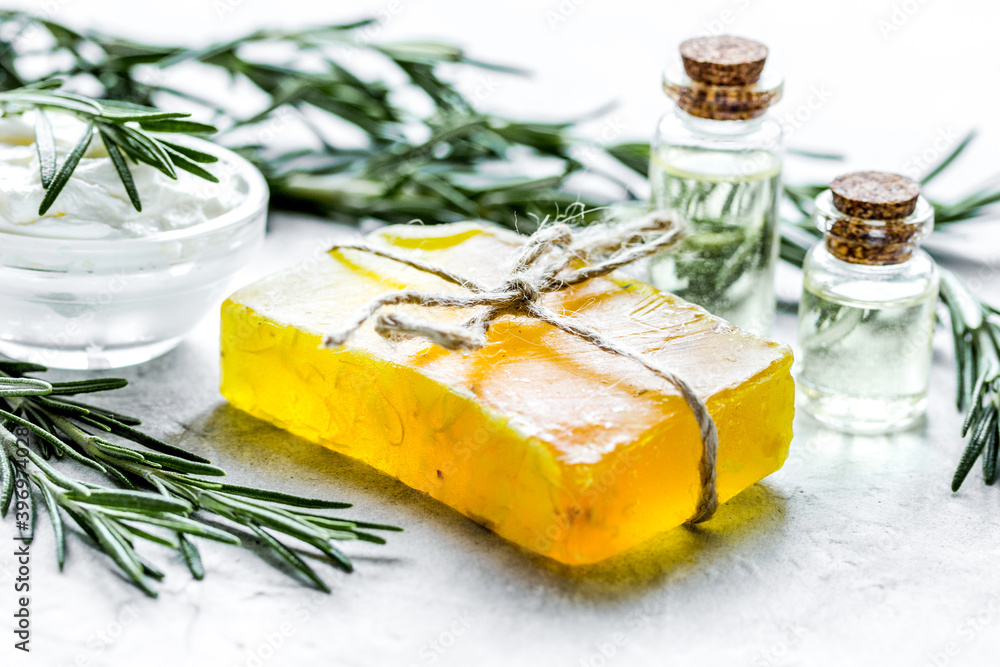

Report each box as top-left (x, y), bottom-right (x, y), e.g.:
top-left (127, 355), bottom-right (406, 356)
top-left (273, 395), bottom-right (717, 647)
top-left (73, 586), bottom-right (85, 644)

top-left (648, 35), bottom-right (784, 336)
top-left (797, 171), bottom-right (939, 432)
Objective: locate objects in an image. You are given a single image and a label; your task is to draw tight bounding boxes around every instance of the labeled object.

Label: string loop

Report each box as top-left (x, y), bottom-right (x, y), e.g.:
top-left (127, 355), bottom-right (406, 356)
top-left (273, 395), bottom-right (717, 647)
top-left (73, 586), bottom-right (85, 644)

top-left (323, 215), bottom-right (720, 524)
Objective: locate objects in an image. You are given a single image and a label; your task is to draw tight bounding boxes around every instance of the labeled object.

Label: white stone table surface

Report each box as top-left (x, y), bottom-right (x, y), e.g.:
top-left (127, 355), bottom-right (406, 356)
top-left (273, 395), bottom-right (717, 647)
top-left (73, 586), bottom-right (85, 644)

top-left (3, 212), bottom-right (999, 667)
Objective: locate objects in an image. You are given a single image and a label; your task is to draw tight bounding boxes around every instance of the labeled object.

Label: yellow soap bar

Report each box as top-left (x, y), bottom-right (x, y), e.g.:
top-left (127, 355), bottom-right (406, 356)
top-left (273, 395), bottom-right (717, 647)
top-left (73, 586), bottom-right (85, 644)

top-left (221, 222), bottom-right (793, 564)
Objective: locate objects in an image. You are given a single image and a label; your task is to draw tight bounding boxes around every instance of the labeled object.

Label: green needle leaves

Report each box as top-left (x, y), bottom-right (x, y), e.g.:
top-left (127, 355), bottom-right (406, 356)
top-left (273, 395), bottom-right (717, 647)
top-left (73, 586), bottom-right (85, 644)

top-left (249, 524), bottom-right (332, 592)
top-left (178, 534), bottom-right (204, 580)
top-left (939, 269), bottom-right (1000, 491)
top-left (0, 83), bottom-right (220, 216)
top-left (0, 362), bottom-right (400, 597)
top-left (68, 489), bottom-right (194, 513)
top-left (0, 377), bottom-right (51, 397)
top-left (34, 108), bottom-right (56, 188)
top-left (39, 481), bottom-right (65, 569)
top-left (218, 483), bottom-right (353, 509)
top-left (101, 128), bottom-right (141, 211)
top-left (48, 378), bottom-right (130, 394)
top-left (37, 118), bottom-right (93, 215)
top-left (0, 11), bottom-right (622, 231)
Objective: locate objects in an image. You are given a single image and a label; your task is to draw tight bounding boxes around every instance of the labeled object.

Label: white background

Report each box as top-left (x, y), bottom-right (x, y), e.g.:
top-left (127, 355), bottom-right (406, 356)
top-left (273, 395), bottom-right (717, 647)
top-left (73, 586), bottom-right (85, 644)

top-left (9, 0), bottom-right (1000, 185)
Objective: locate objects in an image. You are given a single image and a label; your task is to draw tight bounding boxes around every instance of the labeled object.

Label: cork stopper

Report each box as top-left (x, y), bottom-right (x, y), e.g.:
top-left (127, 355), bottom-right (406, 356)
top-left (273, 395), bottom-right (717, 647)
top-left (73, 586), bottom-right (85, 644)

top-left (830, 171), bottom-right (921, 220)
top-left (665, 35), bottom-right (780, 121)
top-left (817, 172), bottom-right (930, 266)
top-left (680, 36), bottom-right (768, 86)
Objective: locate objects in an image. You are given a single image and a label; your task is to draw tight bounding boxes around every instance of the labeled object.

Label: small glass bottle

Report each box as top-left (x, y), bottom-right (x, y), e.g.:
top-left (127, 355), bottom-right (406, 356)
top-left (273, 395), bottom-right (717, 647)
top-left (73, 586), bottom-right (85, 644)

top-left (797, 171), bottom-right (939, 433)
top-left (648, 35), bottom-right (784, 336)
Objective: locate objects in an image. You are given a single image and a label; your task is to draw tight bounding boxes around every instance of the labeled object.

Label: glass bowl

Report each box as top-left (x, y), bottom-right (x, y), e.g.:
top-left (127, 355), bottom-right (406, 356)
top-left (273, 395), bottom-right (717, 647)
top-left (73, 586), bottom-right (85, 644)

top-left (0, 138), bottom-right (268, 369)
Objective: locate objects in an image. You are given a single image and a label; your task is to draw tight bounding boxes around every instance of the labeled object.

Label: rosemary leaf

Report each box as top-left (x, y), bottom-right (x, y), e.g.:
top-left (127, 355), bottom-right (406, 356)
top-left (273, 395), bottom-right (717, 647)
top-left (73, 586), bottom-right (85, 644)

top-left (159, 140), bottom-right (219, 164)
top-left (349, 520), bottom-right (405, 532)
top-left (984, 421), bottom-right (999, 485)
top-left (52, 398), bottom-right (142, 426)
top-left (922, 131), bottom-right (975, 185)
top-left (118, 126), bottom-right (177, 179)
top-left (217, 497), bottom-right (332, 545)
top-left (77, 415), bottom-right (113, 432)
top-left (953, 405), bottom-right (997, 491)
top-left (34, 108), bottom-right (56, 188)
top-left (178, 534), bottom-right (205, 580)
top-left (95, 416), bottom-right (211, 463)
top-left (87, 513), bottom-right (157, 596)
top-left (104, 466), bottom-right (139, 490)
top-left (0, 361), bottom-right (48, 375)
top-left (248, 524), bottom-right (331, 592)
top-left (35, 396), bottom-right (93, 417)
top-left (68, 489), bottom-right (194, 513)
top-left (38, 119), bottom-right (94, 215)
top-left (218, 483), bottom-right (352, 509)
top-left (139, 118), bottom-right (217, 134)
top-left (308, 538), bottom-right (354, 574)
top-left (37, 481), bottom-right (66, 569)
top-left (138, 556), bottom-right (166, 581)
top-left (48, 378), bottom-right (130, 395)
top-left (123, 524), bottom-right (179, 549)
top-left (130, 449), bottom-right (225, 476)
top-left (786, 147), bottom-right (844, 160)
top-left (95, 101), bottom-right (187, 122)
top-left (105, 510), bottom-right (241, 544)
top-left (92, 440), bottom-right (149, 464)
top-left (353, 531), bottom-right (387, 545)
top-left (162, 143), bottom-right (220, 182)
top-left (0, 377), bottom-right (52, 397)
top-left (100, 128), bottom-right (142, 211)
top-left (9, 91), bottom-right (101, 115)
top-left (960, 369), bottom-right (991, 438)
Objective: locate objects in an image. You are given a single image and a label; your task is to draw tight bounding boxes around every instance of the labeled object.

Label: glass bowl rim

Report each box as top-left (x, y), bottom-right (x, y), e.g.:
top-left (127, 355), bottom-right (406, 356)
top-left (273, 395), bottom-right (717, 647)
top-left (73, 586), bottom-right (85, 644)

top-left (0, 136), bottom-right (269, 253)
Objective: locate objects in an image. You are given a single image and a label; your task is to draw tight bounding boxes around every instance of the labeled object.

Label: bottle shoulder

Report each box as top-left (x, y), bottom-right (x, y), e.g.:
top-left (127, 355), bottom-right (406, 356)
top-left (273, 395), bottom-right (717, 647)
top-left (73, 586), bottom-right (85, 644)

top-left (654, 106), bottom-right (784, 153)
top-left (803, 245), bottom-right (940, 307)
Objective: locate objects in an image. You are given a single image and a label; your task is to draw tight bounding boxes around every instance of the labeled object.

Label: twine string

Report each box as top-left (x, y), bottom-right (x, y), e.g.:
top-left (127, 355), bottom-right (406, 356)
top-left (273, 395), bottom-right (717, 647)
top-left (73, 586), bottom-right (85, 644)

top-left (322, 215), bottom-right (720, 524)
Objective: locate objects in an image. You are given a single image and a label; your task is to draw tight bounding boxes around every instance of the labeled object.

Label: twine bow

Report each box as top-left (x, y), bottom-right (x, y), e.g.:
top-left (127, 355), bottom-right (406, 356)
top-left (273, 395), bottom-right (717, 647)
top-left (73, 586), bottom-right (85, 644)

top-left (322, 215), bottom-right (721, 524)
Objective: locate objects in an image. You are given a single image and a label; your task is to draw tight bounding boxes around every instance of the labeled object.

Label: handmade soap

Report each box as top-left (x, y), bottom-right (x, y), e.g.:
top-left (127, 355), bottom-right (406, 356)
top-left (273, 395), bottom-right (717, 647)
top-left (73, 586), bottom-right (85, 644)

top-left (220, 222), bottom-right (794, 564)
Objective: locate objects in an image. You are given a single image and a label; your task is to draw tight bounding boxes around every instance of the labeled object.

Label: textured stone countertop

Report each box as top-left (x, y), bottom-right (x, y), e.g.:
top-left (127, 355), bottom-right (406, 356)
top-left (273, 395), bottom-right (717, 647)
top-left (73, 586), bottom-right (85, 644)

top-left (3, 214), bottom-right (999, 667)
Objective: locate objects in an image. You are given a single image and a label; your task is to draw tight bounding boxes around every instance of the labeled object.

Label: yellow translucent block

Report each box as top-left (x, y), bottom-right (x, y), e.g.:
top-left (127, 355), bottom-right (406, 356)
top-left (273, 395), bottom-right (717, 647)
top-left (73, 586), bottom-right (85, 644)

top-left (220, 222), bottom-right (794, 564)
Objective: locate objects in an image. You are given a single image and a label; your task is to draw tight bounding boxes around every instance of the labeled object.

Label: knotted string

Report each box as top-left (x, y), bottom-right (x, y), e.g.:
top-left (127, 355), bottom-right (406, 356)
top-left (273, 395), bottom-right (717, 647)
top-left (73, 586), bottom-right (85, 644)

top-left (322, 214), bottom-right (720, 524)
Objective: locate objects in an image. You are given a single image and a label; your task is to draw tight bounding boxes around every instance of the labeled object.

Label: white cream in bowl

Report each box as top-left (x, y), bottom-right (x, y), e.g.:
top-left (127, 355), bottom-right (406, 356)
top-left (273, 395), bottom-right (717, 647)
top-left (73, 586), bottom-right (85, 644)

top-left (0, 113), bottom-right (268, 369)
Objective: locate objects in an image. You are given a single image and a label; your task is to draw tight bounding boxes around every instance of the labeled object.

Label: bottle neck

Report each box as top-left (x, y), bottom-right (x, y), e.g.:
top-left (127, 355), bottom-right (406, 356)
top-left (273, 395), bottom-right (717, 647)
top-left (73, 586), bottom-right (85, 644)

top-left (812, 191), bottom-right (934, 267)
top-left (672, 105), bottom-right (767, 136)
top-left (821, 229), bottom-right (918, 267)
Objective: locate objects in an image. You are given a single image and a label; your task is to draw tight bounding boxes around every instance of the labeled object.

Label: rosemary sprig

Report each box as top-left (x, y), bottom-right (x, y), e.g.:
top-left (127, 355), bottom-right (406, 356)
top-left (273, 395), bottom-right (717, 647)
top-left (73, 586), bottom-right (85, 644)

top-left (0, 11), bottom-right (610, 230)
top-left (0, 361), bottom-right (400, 596)
top-left (0, 81), bottom-right (219, 214)
top-left (937, 270), bottom-right (1000, 490)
